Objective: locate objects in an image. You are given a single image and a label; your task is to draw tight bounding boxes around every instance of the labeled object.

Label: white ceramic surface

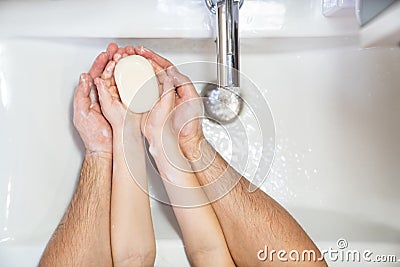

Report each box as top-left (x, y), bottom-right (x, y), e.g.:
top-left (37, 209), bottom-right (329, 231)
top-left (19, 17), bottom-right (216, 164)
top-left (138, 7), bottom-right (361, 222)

top-left (360, 1), bottom-right (400, 47)
top-left (0, 0), bottom-right (359, 38)
top-left (0, 1), bottom-right (400, 267)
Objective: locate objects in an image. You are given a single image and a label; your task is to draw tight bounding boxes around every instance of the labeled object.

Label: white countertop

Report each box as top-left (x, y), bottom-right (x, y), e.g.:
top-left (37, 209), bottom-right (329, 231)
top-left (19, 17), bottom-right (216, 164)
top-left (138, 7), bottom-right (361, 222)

top-left (0, 0), bottom-right (359, 38)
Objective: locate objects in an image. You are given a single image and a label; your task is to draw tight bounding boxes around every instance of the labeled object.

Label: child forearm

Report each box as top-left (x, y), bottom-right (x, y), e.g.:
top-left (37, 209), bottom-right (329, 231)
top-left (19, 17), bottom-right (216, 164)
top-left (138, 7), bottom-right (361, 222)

top-left (150, 144), bottom-right (234, 267)
top-left (111, 131), bottom-right (156, 267)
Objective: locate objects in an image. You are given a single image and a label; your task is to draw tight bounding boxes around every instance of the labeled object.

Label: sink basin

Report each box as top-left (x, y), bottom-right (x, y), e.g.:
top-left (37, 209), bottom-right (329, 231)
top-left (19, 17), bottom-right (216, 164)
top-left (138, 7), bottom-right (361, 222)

top-left (0, 1), bottom-right (400, 266)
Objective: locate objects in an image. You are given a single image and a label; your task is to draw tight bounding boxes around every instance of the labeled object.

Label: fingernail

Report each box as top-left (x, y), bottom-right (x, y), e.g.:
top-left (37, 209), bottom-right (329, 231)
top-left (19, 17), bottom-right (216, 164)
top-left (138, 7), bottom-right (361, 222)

top-left (106, 62), bottom-right (115, 72)
top-left (126, 46), bottom-right (135, 54)
top-left (138, 46), bottom-right (146, 54)
top-left (113, 53), bottom-right (121, 61)
top-left (80, 73), bottom-right (89, 83)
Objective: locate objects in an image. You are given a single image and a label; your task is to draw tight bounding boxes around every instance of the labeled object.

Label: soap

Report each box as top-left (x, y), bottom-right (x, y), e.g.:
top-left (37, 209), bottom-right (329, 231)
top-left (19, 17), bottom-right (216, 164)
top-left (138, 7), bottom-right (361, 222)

top-left (114, 55), bottom-right (160, 113)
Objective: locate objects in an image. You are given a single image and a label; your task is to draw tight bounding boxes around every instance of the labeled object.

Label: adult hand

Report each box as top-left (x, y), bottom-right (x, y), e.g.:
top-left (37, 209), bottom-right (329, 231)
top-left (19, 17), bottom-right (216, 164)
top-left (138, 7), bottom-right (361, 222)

top-left (73, 43), bottom-right (120, 155)
top-left (135, 46), bottom-right (205, 160)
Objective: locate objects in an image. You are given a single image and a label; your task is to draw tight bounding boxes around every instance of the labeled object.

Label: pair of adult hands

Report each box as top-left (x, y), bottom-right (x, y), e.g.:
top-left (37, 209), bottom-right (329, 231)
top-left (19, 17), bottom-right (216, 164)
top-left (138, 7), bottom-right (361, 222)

top-left (73, 43), bottom-right (203, 159)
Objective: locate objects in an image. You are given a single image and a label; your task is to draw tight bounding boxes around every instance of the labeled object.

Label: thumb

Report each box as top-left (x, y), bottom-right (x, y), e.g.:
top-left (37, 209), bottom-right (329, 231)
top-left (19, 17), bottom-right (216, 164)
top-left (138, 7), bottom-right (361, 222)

top-left (157, 76), bottom-right (176, 118)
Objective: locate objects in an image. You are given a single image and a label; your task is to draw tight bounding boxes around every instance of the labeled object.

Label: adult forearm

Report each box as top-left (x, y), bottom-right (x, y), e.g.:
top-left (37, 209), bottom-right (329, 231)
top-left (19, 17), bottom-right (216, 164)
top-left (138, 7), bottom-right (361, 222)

top-left (40, 153), bottom-right (113, 267)
top-left (184, 138), bottom-right (326, 267)
top-left (110, 131), bottom-right (155, 267)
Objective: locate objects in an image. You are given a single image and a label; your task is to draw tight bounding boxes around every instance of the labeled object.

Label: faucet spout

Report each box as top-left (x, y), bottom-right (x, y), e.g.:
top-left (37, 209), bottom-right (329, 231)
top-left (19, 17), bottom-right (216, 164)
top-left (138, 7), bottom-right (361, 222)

top-left (203, 0), bottom-right (243, 123)
top-left (216, 0), bottom-right (240, 89)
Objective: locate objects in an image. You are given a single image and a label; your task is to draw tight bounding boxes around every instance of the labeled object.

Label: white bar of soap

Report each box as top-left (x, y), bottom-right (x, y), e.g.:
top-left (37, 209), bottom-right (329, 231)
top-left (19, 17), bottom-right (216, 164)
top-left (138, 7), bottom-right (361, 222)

top-left (114, 55), bottom-right (160, 113)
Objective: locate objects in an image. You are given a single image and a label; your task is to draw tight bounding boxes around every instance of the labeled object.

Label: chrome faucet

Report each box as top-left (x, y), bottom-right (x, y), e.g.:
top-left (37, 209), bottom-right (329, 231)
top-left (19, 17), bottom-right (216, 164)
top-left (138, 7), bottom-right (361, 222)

top-left (216, 0), bottom-right (240, 88)
top-left (203, 0), bottom-right (243, 123)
